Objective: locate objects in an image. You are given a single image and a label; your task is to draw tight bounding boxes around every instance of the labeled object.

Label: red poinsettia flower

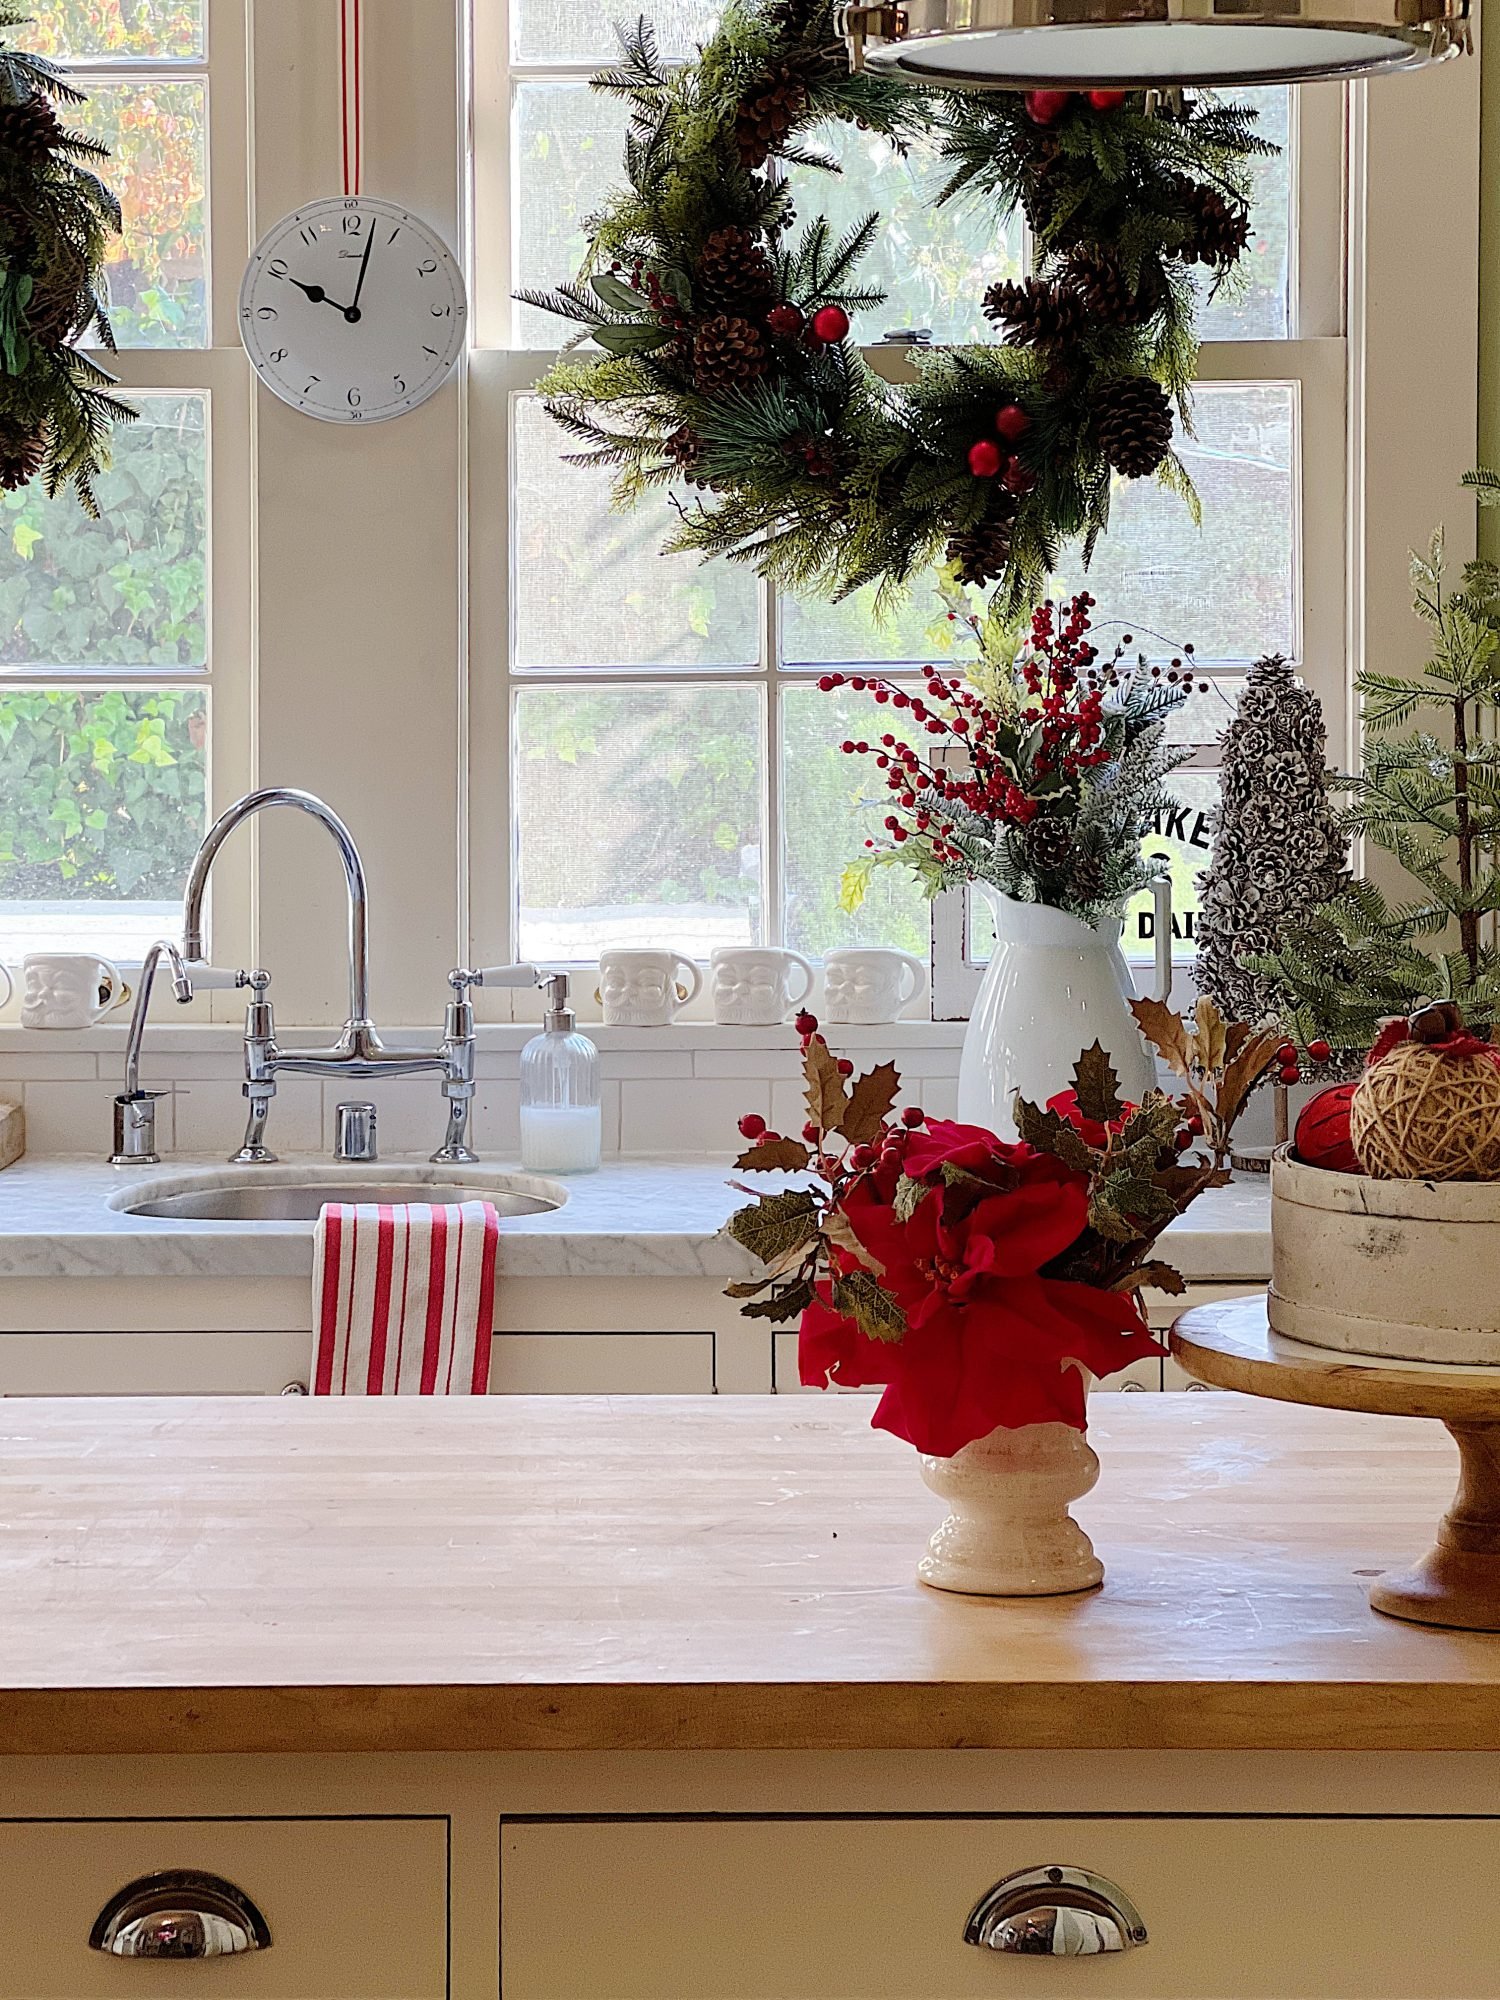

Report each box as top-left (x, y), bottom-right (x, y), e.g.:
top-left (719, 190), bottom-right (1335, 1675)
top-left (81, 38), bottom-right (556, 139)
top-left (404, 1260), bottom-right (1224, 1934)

top-left (800, 1124), bottom-right (1161, 1457)
top-left (1046, 1087), bottom-right (1133, 1150)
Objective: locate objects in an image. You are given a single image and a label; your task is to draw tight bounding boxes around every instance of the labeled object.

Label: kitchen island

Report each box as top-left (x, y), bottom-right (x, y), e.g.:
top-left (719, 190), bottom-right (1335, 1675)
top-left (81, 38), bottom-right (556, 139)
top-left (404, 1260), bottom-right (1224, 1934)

top-left (0, 1392), bottom-right (1498, 1996)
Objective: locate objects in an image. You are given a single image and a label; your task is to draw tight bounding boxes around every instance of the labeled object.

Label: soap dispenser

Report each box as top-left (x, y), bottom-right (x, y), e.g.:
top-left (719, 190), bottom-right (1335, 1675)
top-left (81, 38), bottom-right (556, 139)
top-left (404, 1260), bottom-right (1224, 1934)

top-left (519, 973), bottom-right (601, 1174)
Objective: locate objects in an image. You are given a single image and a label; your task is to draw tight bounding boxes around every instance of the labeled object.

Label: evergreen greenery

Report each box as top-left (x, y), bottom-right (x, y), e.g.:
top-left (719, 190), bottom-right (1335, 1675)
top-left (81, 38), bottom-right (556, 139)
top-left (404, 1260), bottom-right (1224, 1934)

top-left (1251, 474), bottom-right (1500, 1050)
top-left (0, 2), bottom-right (134, 513)
top-left (520, 0), bottom-right (1273, 619)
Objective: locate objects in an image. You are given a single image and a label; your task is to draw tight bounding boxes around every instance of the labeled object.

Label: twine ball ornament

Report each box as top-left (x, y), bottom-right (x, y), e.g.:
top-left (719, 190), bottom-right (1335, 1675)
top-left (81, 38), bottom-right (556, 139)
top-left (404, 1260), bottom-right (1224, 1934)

top-left (1350, 1005), bottom-right (1500, 1182)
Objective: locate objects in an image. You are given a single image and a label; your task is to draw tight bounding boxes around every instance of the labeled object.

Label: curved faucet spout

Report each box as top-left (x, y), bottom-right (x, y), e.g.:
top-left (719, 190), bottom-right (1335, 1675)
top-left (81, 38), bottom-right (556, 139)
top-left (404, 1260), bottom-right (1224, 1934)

top-left (183, 788), bottom-right (372, 1033)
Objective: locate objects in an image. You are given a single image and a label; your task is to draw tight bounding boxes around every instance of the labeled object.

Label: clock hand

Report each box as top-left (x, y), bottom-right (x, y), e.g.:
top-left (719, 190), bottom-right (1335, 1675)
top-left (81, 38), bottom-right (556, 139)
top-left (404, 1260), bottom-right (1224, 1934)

top-left (343, 224), bottom-right (377, 324)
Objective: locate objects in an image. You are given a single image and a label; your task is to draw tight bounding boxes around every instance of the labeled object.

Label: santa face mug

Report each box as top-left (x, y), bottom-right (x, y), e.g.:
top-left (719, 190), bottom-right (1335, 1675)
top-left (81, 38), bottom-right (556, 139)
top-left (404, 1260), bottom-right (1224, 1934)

top-left (823, 947), bottom-right (929, 1026)
top-left (597, 949), bottom-right (702, 1027)
top-left (710, 947), bottom-right (815, 1027)
top-left (21, 953), bottom-right (127, 1030)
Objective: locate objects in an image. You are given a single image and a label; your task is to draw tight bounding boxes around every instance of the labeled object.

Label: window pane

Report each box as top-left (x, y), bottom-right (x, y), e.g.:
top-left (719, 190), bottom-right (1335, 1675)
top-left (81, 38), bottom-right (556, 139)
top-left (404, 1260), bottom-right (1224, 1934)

top-left (13, 0), bottom-right (203, 60)
top-left (0, 392), bottom-right (207, 673)
top-left (1196, 88), bottom-right (1292, 342)
top-left (0, 688), bottom-right (207, 960)
top-left (790, 126), bottom-right (1023, 348)
top-left (513, 79), bottom-right (629, 348)
top-left (515, 684), bottom-right (763, 959)
top-left (782, 578), bottom-right (951, 670)
top-left (782, 684), bottom-right (930, 960)
top-left (77, 80), bottom-right (208, 348)
top-left (513, 0), bottom-right (720, 65)
top-left (512, 398), bottom-right (758, 670)
top-left (1067, 383), bottom-right (1296, 666)
top-left (1127, 767), bottom-right (1223, 963)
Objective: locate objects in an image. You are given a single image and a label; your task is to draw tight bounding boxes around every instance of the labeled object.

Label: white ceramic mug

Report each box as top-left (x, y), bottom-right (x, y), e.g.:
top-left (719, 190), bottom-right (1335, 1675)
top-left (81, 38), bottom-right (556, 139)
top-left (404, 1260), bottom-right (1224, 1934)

top-left (710, 946), bottom-right (815, 1027)
top-left (823, 947), bottom-right (929, 1026)
top-left (21, 953), bottom-right (131, 1030)
top-left (597, 948), bottom-right (703, 1027)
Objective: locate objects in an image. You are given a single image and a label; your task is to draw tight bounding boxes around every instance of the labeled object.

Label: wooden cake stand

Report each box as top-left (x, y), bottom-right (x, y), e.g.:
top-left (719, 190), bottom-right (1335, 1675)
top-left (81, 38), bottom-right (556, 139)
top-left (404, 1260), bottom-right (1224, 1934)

top-left (1172, 1294), bottom-right (1500, 1632)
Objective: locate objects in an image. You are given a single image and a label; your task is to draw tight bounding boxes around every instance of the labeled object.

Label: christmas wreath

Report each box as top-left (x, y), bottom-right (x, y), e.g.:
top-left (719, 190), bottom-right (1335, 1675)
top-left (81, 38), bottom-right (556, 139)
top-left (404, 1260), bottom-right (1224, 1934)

top-left (0, 5), bottom-right (133, 513)
top-left (524, 0), bottom-right (1275, 614)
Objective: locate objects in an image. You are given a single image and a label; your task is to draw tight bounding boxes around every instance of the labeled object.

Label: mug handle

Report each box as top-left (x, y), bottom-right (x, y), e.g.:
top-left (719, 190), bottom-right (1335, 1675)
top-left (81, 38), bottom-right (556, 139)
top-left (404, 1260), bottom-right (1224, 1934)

top-left (783, 950), bottom-right (816, 1006)
top-left (0, 962), bottom-right (11, 1010)
top-left (672, 956), bottom-right (704, 1009)
top-left (896, 953), bottom-right (930, 1015)
top-left (98, 960), bottom-right (131, 1014)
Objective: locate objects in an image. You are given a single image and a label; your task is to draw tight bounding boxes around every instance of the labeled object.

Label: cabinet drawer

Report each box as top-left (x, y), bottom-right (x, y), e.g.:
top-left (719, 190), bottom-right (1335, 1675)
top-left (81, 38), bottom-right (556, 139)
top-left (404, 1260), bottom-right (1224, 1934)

top-left (0, 1817), bottom-right (446, 1999)
top-left (501, 1813), bottom-right (1500, 1998)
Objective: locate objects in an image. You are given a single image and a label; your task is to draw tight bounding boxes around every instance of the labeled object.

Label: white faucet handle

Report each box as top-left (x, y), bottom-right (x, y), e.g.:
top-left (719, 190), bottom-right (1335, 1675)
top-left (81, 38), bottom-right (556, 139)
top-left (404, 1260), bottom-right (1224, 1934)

top-left (455, 964), bottom-right (542, 991)
top-left (185, 965), bottom-right (251, 993)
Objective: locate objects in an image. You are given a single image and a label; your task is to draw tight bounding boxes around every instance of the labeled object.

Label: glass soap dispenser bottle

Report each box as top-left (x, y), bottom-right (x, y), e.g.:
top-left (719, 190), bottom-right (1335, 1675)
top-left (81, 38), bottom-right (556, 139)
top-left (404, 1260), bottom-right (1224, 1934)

top-left (519, 973), bottom-right (601, 1175)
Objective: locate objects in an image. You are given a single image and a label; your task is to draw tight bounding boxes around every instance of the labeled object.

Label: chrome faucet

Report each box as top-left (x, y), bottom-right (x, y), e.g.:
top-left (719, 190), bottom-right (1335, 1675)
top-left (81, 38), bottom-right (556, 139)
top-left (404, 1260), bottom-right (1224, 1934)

top-left (179, 788), bottom-right (543, 1165)
top-left (109, 938), bottom-right (196, 1166)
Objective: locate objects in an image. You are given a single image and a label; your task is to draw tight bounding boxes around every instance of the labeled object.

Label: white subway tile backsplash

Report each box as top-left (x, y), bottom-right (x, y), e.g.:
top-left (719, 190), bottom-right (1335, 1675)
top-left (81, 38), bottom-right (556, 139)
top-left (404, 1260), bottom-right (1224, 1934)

top-left (621, 1076), bottom-right (765, 1154)
top-left (23, 1079), bottom-right (140, 1153)
top-left (173, 1078), bottom-right (324, 1155)
top-left (0, 1052), bottom-right (101, 1082)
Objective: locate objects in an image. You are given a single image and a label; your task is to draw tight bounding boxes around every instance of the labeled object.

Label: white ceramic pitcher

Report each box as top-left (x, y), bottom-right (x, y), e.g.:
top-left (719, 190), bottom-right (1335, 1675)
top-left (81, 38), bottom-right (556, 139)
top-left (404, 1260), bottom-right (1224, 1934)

top-left (955, 883), bottom-right (1172, 1139)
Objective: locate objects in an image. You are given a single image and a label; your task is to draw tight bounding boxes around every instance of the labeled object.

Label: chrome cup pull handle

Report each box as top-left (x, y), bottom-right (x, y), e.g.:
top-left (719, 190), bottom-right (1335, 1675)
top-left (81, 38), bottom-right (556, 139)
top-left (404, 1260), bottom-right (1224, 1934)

top-left (90, 1871), bottom-right (272, 1959)
top-left (966, 1866), bottom-right (1147, 1957)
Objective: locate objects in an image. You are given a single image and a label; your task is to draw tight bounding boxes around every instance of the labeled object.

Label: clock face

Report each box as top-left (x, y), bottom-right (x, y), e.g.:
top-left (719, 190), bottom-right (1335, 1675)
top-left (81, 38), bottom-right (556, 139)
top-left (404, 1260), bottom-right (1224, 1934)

top-left (238, 197), bottom-right (467, 423)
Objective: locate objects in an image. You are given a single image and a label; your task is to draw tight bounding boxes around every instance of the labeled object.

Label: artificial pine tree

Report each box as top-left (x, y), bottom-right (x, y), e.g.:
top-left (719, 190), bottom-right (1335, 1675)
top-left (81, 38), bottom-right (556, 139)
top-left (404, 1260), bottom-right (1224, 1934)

top-left (1196, 653), bottom-right (1349, 1030)
top-left (1250, 475), bottom-right (1500, 1050)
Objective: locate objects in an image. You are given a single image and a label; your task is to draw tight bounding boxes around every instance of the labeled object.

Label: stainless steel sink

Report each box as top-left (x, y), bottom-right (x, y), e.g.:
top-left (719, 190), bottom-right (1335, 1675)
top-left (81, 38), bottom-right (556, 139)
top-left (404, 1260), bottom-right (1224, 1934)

top-left (122, 1179), bottom-right (564, 1221)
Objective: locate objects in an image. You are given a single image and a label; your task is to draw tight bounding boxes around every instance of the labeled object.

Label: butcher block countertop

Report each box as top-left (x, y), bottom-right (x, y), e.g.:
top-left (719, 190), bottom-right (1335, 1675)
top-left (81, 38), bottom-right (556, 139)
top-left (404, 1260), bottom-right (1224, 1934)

top-left (0, 1393), bottom-right (1497, 1758)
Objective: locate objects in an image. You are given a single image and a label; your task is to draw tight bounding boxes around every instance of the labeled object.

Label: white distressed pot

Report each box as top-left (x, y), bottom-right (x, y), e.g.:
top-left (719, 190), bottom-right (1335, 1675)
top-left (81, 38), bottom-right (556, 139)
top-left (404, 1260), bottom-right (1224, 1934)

top-left (1270, 1147), bottom-right (1500, 1365)
top-left (917, 1419), bottom-right (1104, 1597)
top-left (955, 890), bottom-right (1155, 1140)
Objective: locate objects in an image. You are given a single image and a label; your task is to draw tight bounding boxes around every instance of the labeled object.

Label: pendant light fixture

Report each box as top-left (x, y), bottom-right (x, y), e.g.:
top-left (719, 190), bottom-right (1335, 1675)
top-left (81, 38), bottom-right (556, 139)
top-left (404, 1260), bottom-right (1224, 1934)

top-left (839, 0), bottom-right (1470, 89)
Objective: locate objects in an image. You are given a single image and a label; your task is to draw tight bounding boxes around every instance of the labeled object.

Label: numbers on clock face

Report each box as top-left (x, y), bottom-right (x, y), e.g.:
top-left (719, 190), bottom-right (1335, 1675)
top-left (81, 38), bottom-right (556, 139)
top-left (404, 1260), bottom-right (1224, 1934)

top-left (238, 196), bottom-right (466, 424)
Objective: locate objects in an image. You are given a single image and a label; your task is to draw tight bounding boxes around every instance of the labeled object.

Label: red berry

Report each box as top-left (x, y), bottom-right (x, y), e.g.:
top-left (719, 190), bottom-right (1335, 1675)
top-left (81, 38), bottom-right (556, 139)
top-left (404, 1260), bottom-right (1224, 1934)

top-left (1002, 459), bottom-right (1037, 495)
top-left (1187, 1112), bottom-right (1204, 1135)
top-left (1276, 1041), bottom-right (1296, 1063)
top-left (738, 1113), bottom-right (767, 1139)
top-left (1088, 88), bottom-right (1127, 110)
top-left (1308, 1038), bottom-right (1332, 1062)
top-left (968, 438), bottom-right (1004, 478)
top-left (1279, 1064), bottom-right (1301, 1086)
top-left (1174, 1129), bottom-right (1193, 1153)
top-left (836, 1057), bottom-right (854, 1076)
top-left (767, 302), bottom-right (804, 336)
top-left (810, 304), bottom-right (850, 344)
top-left (902, 1106), bottom-right (926, 1128)
top-left (1024, 88), bottom-right (1072, 125)
top-left (794, 1011), bottom-right (819, 1035)
top-left (849, 1144), bottom-right (876, 1170)
top-left (802, 1121), bottom-right (820, 1144)
top-left (995, 402), bottom-right (1031, 443)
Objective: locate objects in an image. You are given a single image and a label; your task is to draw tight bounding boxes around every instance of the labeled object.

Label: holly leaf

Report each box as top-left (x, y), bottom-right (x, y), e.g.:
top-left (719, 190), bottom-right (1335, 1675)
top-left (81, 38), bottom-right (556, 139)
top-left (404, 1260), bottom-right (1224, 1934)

top-left (734, 1136), bottom-right (813, 1173)
top-left (832, 1268), bottom-right (907, 1343)
top-left (1191, 995), bottom-right (1228, 1074)
top-left (1223, 1021), bottom-right (1253, 1064)
top-left (822, 1207), bottom-right (879, 1271)
top-left (725, 1189), bottom-right (821, 1269)
top-left (1014, 1096), bottom-right (1096, 1174)
top-left (739, 1277), bottom-right (816, 1321)
top-left (892, 1174), bottom-right (928, 1224)
top-left (1072, 1040), bottom-right (1124, 1125)
top-left (1131, 996), bottom-right (1192, 1078)
top-left (838, 1061), bottom-right (900, 1144)
top-left (1112, 1260), bottom-right (1187, 1296)
top-left (724, 1277), bottom-right (772, 1299)
top-left (1089, 1171), bottom-right (1179, 1242)
top-left (1217, 1030), bottom-right (1283, 1132)
top-left (804, 1037), bottom-right (849, 1134)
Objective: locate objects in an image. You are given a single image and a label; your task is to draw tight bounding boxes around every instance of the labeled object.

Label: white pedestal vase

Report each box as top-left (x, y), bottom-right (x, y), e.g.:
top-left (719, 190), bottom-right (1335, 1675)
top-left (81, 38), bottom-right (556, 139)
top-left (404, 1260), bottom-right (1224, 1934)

top-left (917, 1419), bottom-right (1104, 1597)
top-left (955, 888), bottom-right (1167, 1140)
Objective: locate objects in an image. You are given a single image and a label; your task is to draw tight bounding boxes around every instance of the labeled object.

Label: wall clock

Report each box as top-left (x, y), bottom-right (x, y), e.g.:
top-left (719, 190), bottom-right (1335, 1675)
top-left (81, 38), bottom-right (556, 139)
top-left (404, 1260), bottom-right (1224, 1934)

top-left (238, 196), bottom-right (466, 423)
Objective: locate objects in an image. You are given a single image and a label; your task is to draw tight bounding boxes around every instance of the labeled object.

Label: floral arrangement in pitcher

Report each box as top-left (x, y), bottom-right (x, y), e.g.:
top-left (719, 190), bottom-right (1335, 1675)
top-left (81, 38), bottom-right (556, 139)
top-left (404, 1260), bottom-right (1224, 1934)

top-left (833, 593), bottom-right (1204, 928)
top-left (724, 1001), bottom-right (1279, 1457)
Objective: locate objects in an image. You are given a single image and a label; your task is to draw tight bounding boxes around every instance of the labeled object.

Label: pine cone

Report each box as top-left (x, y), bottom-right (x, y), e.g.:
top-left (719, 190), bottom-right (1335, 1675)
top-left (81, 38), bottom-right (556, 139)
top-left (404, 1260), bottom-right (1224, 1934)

top-left (1068, 840), bottom-right (1108, 904)
top-left (945, 506), bottom-right (1016, 588)
top-left (1024, 816), bottom-right (1075, 879)
top-left (1066, 246), bottom-right (1159, 328)
top-left (663, 423), bottom-right (705, 476)
top-left (1093, 375), bottom-right (1173, 478)
top-left (694, 226), bottom-right (773, 313)
top-left (0, 93), bottom-right (60, 166)
top-left (0, 417), bottom-right (46, 491)
top-left (692, 313), bottom-right (769, 394)
top-left (1172, 177), bottom-right (1251, 269)
top-left (735, 64), bottom-right (807, 171)
top-left (25, 239), bottom-right (88, 346)
top-left (983, 276), bottom-right (1086, 351)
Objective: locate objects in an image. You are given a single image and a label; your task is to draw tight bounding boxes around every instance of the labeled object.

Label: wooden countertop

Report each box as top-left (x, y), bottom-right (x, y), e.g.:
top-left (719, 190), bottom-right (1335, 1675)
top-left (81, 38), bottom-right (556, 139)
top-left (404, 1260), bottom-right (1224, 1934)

top-left (0, 1393), bottom-right (1497, 1756)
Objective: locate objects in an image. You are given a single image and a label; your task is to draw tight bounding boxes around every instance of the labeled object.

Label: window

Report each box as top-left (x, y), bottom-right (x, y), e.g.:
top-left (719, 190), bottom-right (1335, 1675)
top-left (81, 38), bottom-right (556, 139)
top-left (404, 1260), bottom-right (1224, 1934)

top-left (0, 0), bottom-right (248, 962)
top-left (473, 6), bottom-right (1351, 1008)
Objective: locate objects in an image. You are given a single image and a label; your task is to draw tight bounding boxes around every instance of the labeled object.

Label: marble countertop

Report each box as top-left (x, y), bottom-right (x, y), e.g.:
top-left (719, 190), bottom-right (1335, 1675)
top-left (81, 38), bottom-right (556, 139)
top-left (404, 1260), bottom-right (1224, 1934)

top-left (0, 1152), bottom-right (1271, 1283)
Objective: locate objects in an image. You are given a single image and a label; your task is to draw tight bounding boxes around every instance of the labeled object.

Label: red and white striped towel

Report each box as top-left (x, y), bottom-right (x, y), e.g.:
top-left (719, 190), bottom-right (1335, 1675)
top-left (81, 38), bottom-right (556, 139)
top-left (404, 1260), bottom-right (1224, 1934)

top-left (311, 1201), bottom-right (499, 1396)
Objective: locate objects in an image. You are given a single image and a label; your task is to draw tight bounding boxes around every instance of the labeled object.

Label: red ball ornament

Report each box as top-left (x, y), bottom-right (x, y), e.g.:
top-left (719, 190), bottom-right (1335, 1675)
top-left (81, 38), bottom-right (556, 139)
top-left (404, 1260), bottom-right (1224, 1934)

top-left (1087, 88), bottom-right (1127, 111)
top-left (1294, 1082), bottom-right (1361, 1175)
top-left (767, 302), bottom-right (804, 337)
top-left (968, 438), bottom-right (1004, 478)
top-left (1002, 459), bottom-right (1037, 495)
top-left (810, 304), bottom-right (850, 344)
top-left (1307, 1037), bottom-right (1332, 1063)
top-left (1024, 88), bottom-right (1072, 125)
top-left (995, 403), bottom-right (1031, 443)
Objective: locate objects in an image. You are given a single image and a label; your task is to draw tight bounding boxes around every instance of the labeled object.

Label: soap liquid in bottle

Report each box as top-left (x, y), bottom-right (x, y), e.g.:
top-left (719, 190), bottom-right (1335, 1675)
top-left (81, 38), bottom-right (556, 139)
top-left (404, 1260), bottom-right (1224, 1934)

top-left (519, 974), bottom-right (601, 1175)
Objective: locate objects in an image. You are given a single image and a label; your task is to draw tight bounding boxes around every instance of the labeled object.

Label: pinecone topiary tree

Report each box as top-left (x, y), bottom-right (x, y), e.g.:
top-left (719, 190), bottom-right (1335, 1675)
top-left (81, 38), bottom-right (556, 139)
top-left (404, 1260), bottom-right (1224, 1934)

top-left (1196, 653), bottom-right (1349, 1031)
